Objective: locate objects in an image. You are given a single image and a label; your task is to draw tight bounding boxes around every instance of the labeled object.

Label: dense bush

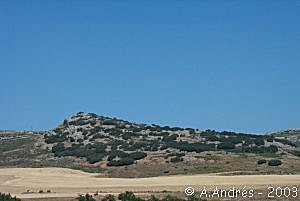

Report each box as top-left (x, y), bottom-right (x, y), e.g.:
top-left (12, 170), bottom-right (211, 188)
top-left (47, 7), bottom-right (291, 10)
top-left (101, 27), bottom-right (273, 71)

top-left (274, 138), bottom-right (296, 147)
top-left (128, 152), bottom-right (147, 160)
top-left (122, 133), bottom-right (133, 140)
top-left (0, 193), bottom-right (21, 201)
top-left (52, 143), bottom-right (107, 163)
top-left (253, 138), bottom-right (265, 146)
top-left (217, 142), bottom-right (235, 150)
top-left (102, 194), bottom-right (116, 201)
top-left (103, 119), bottom-right (118, 125)
top-left (166, 141), bottom-right (215, 153)
top-left (107, 157), bottom-right (135, 166)
top-left (118, 191), bottom-right (144, 201)
top-left (107, 150), bottom-right (129, 161)
top-left (205, 135), bottom-right (219, 142)
top-left (163, 134), bottom-right (178, 142)
top-left (52, 142), bottom-right (65, 155)
top-left (268, 159), bottom-right (282, 166)
top-left (118, 191), bottom-right (136, 201)
top-left (69, 118), bottom-right (87, 126)
top-left (45, 134), bottom-right (67, 144)
top-left (257, 159), bottom-right (267, 165)
top-left (244, 145), bottom-right (278, 154)
top-left (86, 153), bottom-right (106, 164)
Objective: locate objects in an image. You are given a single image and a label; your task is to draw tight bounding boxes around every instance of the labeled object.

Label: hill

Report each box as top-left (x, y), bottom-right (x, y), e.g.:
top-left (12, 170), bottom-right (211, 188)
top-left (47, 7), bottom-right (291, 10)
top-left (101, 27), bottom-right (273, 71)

top-left (1, 112), bottom-right (300, 177)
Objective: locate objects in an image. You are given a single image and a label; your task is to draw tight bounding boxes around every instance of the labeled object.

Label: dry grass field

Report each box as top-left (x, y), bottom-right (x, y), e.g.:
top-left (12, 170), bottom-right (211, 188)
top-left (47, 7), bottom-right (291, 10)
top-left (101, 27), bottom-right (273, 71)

top-left (0, 168), bottom-right (299, 200)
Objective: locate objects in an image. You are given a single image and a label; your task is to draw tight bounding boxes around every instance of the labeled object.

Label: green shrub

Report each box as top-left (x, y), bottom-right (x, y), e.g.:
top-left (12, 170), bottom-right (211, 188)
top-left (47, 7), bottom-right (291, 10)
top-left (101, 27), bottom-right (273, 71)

top-left (166, 141), bottom-right (215, 153)
top-left (0, 193), bottom-right (21, 201)
top-left (86, 153), bottom-right (105, 164)
top-left (76, 193), bottom-right (96, 201)
top-left (253, 138), bottom-right (265, 146)
top-left (107, 157), bottom-right (135, 166)
top-left (52, 142), bottom-right (65, 155)
top-left (45, 134), bottom-right (67, 144)
top-left (103, 119), bottom-right (118, 125)
top-left (107, 150), bottom-right (129, 161)
top-left (102, 194), bottom-right (116, 201)
top-left (163, 134), bottom-right (178, 142)
top-left (268, 159), bottom-right (282, 166)
top-left (257, 159), bottom-right (267, 165)
top-left (118, 191), bottom-right (143, 201)
top-left (244, 145), bottom-right (278, 154)
top-left (128, 152), bottom-right (147, 160)
top-left (217, 142), bottom-right (235, 150)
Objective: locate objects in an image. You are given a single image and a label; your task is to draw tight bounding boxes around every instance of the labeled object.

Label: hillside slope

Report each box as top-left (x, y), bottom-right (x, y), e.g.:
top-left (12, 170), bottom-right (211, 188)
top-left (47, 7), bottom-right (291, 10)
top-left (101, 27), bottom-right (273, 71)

top-left (1, 112), bottom-right (300, 177)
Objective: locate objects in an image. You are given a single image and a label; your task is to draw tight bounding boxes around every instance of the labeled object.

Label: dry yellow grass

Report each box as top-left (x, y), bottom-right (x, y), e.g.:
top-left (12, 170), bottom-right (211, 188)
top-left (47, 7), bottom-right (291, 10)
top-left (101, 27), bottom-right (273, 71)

top-left (0, 168), bottom-right (299, 199)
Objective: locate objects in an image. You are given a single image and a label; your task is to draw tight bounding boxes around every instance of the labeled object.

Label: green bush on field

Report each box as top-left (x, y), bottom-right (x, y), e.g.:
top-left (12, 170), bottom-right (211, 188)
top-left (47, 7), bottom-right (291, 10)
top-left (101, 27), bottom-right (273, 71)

top-left (268, 159), bottom-right (282, 166)
top-left (257, 159), bottom-right (267, 165)
top-left (166, 141), bottom-right (215, 153)
top-left (52, 142), bottom-right (65, 155)
top-left (107, 157), bottom-right (135, 166)
top-left (217, 142), bottom-right (235, 150)
top-left (244, 145), bottom-right (278, 154)
top-left (86, 153), bottom-right (106, 164)
top-left (45, 134), bottom-right (67, 144)
top-left (128, 152), bottom-right (147, 160)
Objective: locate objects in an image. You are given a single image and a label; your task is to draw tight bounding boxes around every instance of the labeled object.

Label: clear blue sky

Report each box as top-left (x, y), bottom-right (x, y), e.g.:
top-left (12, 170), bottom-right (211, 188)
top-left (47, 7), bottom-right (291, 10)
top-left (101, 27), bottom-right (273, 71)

top-left (1, 1), bottom-right (299, 134)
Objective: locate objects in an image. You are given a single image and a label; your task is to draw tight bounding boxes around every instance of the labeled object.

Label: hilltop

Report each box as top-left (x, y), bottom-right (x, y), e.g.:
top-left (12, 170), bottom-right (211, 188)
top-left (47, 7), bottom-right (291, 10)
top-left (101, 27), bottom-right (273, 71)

top-left (1, 112), bottom-right (300, 177)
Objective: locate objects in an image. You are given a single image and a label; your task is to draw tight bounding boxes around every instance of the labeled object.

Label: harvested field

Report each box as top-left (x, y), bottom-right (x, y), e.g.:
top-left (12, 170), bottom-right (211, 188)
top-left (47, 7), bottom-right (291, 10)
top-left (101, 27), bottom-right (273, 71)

top-left (0, 168), bottom-right (299, 199)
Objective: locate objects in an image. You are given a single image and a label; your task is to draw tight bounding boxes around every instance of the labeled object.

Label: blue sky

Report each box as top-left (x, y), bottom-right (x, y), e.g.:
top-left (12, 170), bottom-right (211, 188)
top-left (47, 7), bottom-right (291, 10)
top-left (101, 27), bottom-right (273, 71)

top-left (1, 1), bottom-right (299, 134)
